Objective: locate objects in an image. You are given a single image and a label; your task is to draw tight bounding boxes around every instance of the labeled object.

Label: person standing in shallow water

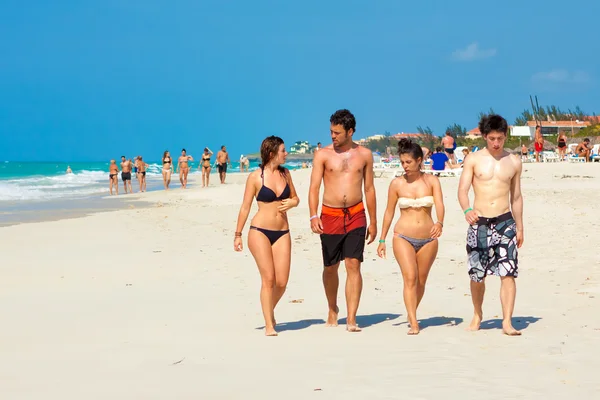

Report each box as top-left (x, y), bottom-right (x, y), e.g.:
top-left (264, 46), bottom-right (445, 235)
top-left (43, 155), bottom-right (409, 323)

top-left (458, 114), bottom-right (524, 336)
top-left (309, 109), bottom-right (377, 333)
top-left (108, 159), bottom-right (119, 195)
top-left (377, 138), bottom-right (445, 335)
top-left (233, 136), bottom-right (300, 336)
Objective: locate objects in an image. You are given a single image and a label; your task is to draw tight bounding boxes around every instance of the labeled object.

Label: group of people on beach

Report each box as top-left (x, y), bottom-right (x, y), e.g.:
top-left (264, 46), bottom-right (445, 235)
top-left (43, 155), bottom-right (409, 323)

top-left (527, 125), bottom-right (595, 162)
top-left (234, 109), bottom-right (524, 337)
top-left (107, 146), bottom-right (233, 194)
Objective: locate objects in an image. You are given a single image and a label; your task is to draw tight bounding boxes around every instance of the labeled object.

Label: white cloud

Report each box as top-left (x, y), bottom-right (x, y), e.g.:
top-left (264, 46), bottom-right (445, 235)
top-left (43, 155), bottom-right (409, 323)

top-left (451, 42), bottom-right (497, 61)
top-left (532, 69), bottom-right (590, 84)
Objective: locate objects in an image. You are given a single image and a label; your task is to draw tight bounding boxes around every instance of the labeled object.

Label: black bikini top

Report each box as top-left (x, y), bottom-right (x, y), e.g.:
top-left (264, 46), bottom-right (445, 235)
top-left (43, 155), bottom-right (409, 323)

top-left (163, 157), bottom-right (171, 164)
top-left (256, 168), bottom-right (290, 203)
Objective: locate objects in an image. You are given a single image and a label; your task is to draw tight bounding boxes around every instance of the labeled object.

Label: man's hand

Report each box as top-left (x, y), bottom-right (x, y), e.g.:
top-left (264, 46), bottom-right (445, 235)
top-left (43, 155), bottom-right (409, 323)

top-left (465, 210), bottom-right (479, 225)
top-left (366, 223), bottom-right (377, 244)
top-left (516, 230), bottom-right (524, 248)
top-left (310, 217), bottom-right (323, 234)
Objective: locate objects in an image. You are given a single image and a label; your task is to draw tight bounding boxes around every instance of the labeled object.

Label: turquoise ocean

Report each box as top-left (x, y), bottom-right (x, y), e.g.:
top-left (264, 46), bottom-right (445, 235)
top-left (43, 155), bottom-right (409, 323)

top-left (0, 160), bottom-right (304, 202)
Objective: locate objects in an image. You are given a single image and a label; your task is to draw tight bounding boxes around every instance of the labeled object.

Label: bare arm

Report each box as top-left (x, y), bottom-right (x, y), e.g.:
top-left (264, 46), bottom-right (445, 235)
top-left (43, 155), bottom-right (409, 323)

top-left (379, 180), bottom-right (399, 241)
top-left (285, 169), bottom-right (300, 207)
top-left (235, 173), bottom-right (256, 234)
top-left (431, 175), bottom-right (445, 225)
top-left (308, 151), bottom-right (325, 217)
top-left (457, 155), bottom-right (475, 212)
top-left (363, 150), bottom-right (377, 226)
top-left (510, 157), bottom-right (524, 232)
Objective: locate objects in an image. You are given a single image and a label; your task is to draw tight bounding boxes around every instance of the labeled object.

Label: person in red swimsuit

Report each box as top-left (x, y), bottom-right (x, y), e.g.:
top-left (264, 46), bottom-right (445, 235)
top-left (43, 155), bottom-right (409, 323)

top-left (534, 125), bottom-right (543, 162)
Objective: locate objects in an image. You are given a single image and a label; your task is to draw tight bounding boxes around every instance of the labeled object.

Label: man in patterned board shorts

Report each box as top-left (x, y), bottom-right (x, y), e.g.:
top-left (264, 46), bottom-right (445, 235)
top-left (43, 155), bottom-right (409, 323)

top-left (458, 114), bottom-right (524, 336)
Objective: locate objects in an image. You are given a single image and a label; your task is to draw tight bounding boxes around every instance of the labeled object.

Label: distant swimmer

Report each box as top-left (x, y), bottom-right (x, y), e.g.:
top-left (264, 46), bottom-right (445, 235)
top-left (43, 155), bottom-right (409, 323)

top-left (137, 156), bottom-right (149, 192)
top-left (120, 156), bottom-right (133, 193)
top-left (458, 114), bottom-right (524, 336)
top-left (66, 166), bottom-right (72, 174)
top-left (199, 147), bottom-right (213, 187)
top-left (177, 148), bottom-right (194, 189)
top-left (233, 136), bottom-right (300, 336)
top-left (109, 159), bottom-right (119, 195)
top-left (216, 145), bottom-right (231, 184)
top-left (162, 150), bottom-right (173, 190)
top-left (308, 109), bottom-right (377, 332)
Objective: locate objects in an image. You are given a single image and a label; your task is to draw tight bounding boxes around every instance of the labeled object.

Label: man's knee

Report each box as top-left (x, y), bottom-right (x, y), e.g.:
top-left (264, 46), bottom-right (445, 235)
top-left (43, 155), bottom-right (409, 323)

top-left (344, 258), bottom-right (361, 275)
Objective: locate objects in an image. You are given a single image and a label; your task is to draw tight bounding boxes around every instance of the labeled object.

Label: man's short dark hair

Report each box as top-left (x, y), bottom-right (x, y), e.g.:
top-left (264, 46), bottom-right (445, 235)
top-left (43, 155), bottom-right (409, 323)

top-left (221, 145), bottom-right (226, 149)
top-left (121, 155), bottom-right (125, 158)
top-left (479, 114), bottom-right (508, 136)
top-left (182, 148), bottom-right (186, 152)
top-left (435, 146), bottom-right (443, 152)
top-left (584, 138), bottom-right (590, 142)
top-left (317, 142), bottom-right (321, 145)
top-left (330, 109), bottom-right (356, 133)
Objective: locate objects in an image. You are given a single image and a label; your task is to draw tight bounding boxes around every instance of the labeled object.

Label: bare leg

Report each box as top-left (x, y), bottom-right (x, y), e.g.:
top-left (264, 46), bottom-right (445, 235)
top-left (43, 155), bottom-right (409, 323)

top-left (165, 171), bottom-right (171, 189)
top-left (344, 258), bottom-right (363, 332)
top-left (109, 178), bottom-right (113, 195)
top-left (206, 168), bottom-right (211, 186)
top-left (248, 230), bottom-right (278, 336)
top-left (114, 177), bottom-right (118, 195)
top-left (468, 280), bottom-right (485, 331)
top-left (271, 232), bottom-right (291, 326)
top-left (500, 276), bottom-right (521, 335)
top-left (322, 263), bottom-right (340, 327)
top-left (415, 239), bottom-right (439, 307)
top-left (393, 238), bottom-right (419, 334)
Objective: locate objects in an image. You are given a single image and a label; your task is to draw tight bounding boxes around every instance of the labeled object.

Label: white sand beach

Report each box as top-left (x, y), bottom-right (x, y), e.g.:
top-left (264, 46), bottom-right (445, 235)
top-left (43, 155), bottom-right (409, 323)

top-left (1, 162), bottom-right (600, 399)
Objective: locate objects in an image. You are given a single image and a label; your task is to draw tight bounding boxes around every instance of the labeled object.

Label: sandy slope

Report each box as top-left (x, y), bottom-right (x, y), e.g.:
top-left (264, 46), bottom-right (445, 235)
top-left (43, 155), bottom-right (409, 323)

top-left (1, 162), bottom-right (599, 399)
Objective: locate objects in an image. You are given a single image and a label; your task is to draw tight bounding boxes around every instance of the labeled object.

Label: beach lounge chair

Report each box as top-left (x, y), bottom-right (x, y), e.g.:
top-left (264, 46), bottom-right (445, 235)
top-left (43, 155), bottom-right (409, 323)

top-left (591, 144), bottom-right (600, 162)
top-left (542, 151), bottom-right (560, 163)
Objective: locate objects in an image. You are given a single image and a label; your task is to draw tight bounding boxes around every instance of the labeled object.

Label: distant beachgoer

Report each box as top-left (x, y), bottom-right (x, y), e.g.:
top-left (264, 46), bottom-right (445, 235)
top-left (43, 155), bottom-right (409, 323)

top-left (177, 149), bottom-right (194, 189)
top-left (200, 148), bottom-right (213, 187)
top-left (121, 156), bottom-right (133, 193)
top-left (216, 145), bottom-right (231, 184)
top-left (109, 159), bottom-right (119, 195)
top-left (557, 132), bottom-right (567, 160)
top-left (377, 139), bottom-right (445, 335)
top-left (239, 154), bottom-right (250, 172)
top-left (534, 125), bottom-right (543, 162)
top-left (309, 109), bottom-right (377, 332)
top-left (66, 166), bottom-right (72, 174)
top-left (441, 131), bottom-right (456, 164)
top-left (430, 147), bottom-right (450, 171)
top-left (458, 114), bottom-right (524, 336)
top-left (133, 156), bottom-right (139, 177)
top-left (233, 136), bottom-right (300, 336)
top-left (137, 156), bottom-right (149, 192)
top-left (576, 138), bottom-right (591, 162)
top-left (459, 148), bottom-right (470, 166)
top-left (162, 151), bottom-right (173, 190)
top-left (315, 142), bottom-right (322, 152)
top-left (421, 146), bottom-right (431, 160)
top-left (520, 145), bottom-right (528, 161)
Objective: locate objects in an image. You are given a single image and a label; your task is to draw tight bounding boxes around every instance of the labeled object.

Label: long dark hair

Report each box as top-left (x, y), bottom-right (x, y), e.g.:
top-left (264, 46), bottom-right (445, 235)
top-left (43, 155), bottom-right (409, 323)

top-left (163, 150), bottom-right (169, 161)
top-left (259, 136), bottom-right (286, 176)
top-left (397, 138), bottom-right (424, 160)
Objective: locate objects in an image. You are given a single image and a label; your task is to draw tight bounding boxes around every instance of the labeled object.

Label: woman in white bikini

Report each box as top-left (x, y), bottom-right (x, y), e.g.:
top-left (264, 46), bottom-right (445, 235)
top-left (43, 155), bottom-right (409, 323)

top-left (162, 150), bottom-right (173, 190)
top-left (377, 138), bottom-right (445, 335)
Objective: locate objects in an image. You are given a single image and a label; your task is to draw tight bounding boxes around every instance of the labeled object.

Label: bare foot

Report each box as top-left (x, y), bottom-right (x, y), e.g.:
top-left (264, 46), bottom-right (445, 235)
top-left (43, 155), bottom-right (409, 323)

top-left (502, 321), bottom-right (522, 336)
top-left (466, 313), bottom-right (482, 331)
top-left (346, 324), bottom-right (362, 333)
top-left (265, 326), bottom-right (278, 336)
top-left (325, 306), bottom-right (339, 327)
top-left (407, 328), bottom-right (420, 335)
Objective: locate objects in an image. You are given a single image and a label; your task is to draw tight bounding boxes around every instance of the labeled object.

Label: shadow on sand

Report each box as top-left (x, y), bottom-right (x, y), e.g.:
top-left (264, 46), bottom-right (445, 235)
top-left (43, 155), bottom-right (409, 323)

top-left (393, 316), bottom-right (464, 330)
top-left (479, 316), bottom-right (542, 331)
top-left (259, 313), bottom-right (402, 332)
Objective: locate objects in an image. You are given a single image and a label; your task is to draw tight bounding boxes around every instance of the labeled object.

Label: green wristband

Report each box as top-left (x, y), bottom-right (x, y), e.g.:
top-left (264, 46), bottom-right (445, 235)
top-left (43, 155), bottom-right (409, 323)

top-left (464, 207), bottom-right (473, 215)
top-left (379, 239), bottom-right (385, 244)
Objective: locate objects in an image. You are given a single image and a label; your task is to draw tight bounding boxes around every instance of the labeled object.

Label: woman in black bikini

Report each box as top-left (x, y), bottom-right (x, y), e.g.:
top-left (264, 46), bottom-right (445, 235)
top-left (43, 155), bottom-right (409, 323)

top-left (376, 139), bottom-right (445, 335)
top-left (109, 159), bottom-right (119, 195)
top-left (199, 147), bottom-right (213, 187)
top-left (233, 136), bottom-right (299, 336)
top-left (162, 150), bottom-right (173, 190)
top-left (557, 132), bottom-right (567, 161)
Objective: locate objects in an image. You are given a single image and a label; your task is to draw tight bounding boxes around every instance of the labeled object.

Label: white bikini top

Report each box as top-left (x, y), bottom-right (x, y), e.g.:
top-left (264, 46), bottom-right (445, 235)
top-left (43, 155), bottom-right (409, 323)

top-left (398, 196), bottom-right (434, 209)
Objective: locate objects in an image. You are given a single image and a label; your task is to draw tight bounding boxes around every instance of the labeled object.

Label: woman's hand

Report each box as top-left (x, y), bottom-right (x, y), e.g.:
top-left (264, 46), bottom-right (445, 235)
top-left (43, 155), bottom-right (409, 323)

top-left (234, 236), bottom-right (243, 252)
top-left (377, 242), bottom-right (386, 259)
top-left (278, 198), bottom-right (297, 213)
top-left (430, 222), bottom-right (443, 239)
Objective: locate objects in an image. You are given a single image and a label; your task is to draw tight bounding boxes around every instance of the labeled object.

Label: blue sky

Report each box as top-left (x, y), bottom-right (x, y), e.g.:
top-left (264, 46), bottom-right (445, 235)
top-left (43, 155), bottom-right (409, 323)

top-left (0, 0), bottom-right (598, 161)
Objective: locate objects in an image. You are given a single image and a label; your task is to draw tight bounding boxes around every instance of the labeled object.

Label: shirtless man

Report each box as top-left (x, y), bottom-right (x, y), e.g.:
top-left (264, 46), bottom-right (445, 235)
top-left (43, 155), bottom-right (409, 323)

top-left (309, 109), bottom-right (377, 332)
top-left (216, 145), bottom-right (231, 184)
top-left (458, 114), bottom-right (524, 336)
top-left (441, 131), bottom-right (456, 164)
top-left (177, 148), bottom-right (194, 189)
top-left (576, 138), bottom-right (591, 162)
top-left (120, 156), bottom-right (133, 193)
top-left (534, 125), bottom-right (543, 162)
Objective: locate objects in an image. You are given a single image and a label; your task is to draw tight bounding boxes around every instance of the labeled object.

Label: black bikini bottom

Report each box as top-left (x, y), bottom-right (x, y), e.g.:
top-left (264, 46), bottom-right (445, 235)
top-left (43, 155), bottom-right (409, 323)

top-left (250, 226), bottom-right (289, 245)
